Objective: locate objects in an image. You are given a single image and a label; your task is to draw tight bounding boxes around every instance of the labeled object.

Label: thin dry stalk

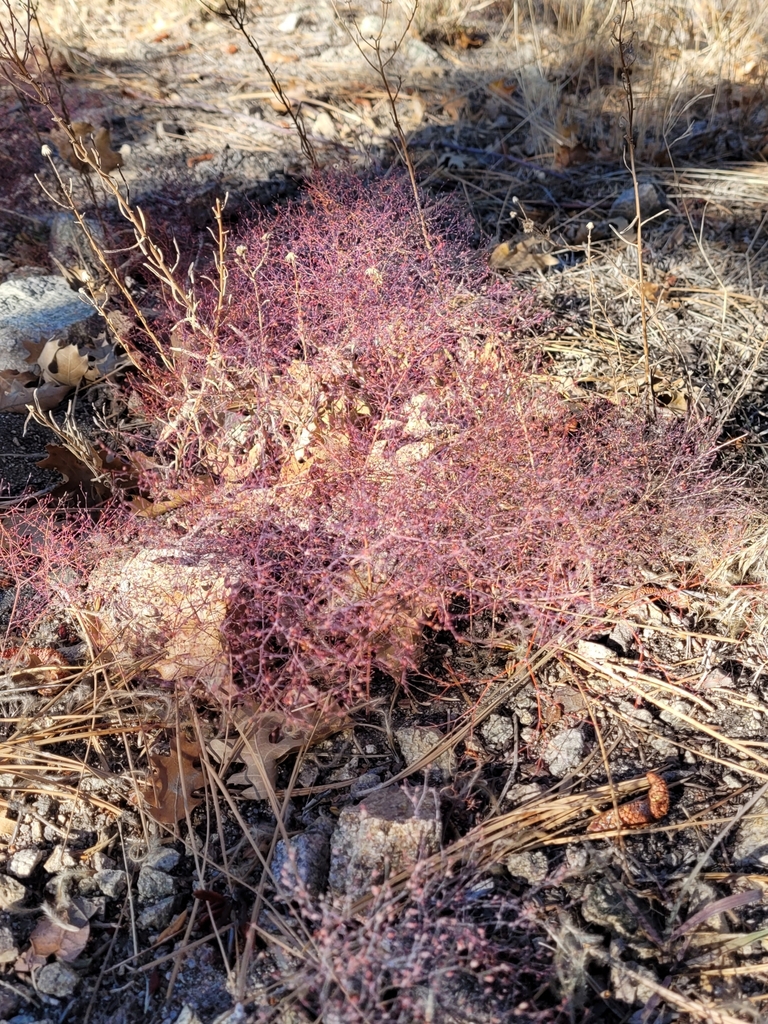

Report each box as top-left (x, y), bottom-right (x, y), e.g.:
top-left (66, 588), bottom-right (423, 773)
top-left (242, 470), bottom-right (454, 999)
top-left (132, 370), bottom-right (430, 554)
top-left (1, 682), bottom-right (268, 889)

top-left (332, 0), bottom-right (436, 269)
top-left (614, 0), bottom-right (653, 419)
top-left (211, 0), bottom-right (317, 169)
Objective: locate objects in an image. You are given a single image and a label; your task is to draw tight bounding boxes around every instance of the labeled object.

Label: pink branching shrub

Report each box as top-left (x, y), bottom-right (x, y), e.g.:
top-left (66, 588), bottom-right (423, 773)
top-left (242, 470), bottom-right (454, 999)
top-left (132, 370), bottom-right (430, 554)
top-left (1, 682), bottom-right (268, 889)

top-left (125, 173), bottom-right (748, 700)
top-left (2, 174), bottom-right (751, 701)
top-left (266, 867), bottom-right (558, 1023)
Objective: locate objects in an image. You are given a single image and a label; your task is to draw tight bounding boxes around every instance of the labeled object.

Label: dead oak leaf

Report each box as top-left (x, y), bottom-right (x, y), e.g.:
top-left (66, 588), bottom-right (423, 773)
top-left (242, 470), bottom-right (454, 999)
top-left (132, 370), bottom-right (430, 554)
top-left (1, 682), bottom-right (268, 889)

top-left (50, 122), bottom-right (123, 173)
top-left (35, 339), bottom-right (89, 386)
top-left (490, 236), bottom-right (559, 272)
top-left (219, 699), bottom-right (346, 800)
top-left (29, 916), bottom-right (89, 963)
top-left (0, 370), bottom-right (70, 414)
top-left (144, 736), bottom-right (205, 825)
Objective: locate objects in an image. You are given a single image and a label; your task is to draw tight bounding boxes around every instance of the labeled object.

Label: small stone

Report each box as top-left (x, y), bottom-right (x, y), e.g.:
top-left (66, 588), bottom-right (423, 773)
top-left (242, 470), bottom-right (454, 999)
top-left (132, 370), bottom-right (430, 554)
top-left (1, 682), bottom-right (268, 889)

top-left (277, 11), bottom-right (301, 33)
top-left (144, 847), bottom-right (181, 872)
top-left (543, 727), bottom-right (586, 777)
top-left (608, 621), bottom-right (635, 655)
top-left (0, 924), bottom-right (18, 964)
top-left (658, 700), bottom-right (694, 728)
top-left (48, 211), bottom-right (106, 286)
top-left (565, 844), bottom-right (589, 871)
top-left (36, 961), bottom-right (79, 997)
top-left (176, 1006), bottom-right (204, 1024)
top-left (272, 822), bottom-right (334, 897)
top-left (505, 850), bottom-right (548, 884)
top-left (582, 880), bottom-right (637, 939)
top-left (576, 638), bottom-right (613, 661)
top-left (329, 787), bottom-right (440, 903)
top-left (395, 727), bottom-right (455, 781)
top-left (0, 874), bottom-right (26, 909)
top-left (92, 852), bottom-right (115, 871)
top-left (44, 845), bottom-right (77, 873)
top-left (502, 782), bottom-right (544, 809)
top-left (609, 182), bottom-right (667, 223)
top-left (312, 111), bottom-right (336, 140)
top-left (479, 714), bottom-right (516, 753)
top-left (137, 896), bottom-right (176, 931)
top-left (610, 959), bottom-right (658, 1006)
top-left (94, 869), bottom-right (128, 898)
top-left (0, 274), bottom-right (96, 373)
top-left (137, 866), bottom-right (175, 903)
top-left (7, 848), bottom-right (42, 879)
top-left (733, 798), bottom-right (768, 867)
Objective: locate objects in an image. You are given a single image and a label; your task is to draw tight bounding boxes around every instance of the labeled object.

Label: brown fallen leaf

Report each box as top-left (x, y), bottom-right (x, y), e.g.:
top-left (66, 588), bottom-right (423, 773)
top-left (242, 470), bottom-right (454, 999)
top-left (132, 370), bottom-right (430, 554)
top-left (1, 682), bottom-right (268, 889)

top-left (29, 910), bottom-right (90, 962)
top-left (586, 772), bottom-right (669, 833)
top-left (453, 28), bottom-right (485, 48)
top-left (187, 153), bottom-right (215, 167)
top-left (144, 735), bottom-right (205, 825)
top-left (156, 908), bottom-right (188, 944)
top-left (50, 121), bottom-right (123, 173)
top-left (555, 141), bottom-right (590, 168)
top-left (0, 644), bottom-right (70, 687)
top-left (0, 370), bottom-right (71, 414)
top-left (490, 236), bottom-right (560, 272)
top-left (487, 78), bottom-right (517, 99)
top-left (33, 339), bottom-right (89, 387)
top-left (218, 695), bottom-right (346, 800)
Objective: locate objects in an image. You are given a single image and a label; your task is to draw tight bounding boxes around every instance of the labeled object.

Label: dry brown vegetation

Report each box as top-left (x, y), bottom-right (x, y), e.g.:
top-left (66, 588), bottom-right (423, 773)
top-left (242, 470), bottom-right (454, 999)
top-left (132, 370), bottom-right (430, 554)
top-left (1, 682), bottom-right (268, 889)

top-left (2, 2), bottom-right (768, 1023)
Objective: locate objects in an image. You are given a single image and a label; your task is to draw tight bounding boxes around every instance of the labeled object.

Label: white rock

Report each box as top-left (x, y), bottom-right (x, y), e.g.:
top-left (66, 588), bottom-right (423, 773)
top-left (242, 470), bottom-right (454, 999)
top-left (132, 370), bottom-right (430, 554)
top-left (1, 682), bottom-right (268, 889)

top-left (505, 850), bottom-right (548, 884)
top-left (329, 788), bottom-right (440, 903)
top-left (0, 874), bottom-right (26, 909)
top-left (7, 847), bottom-right (42, 879)
top-left (503, 782), bottom-right (545, 808)
top-left (395, 726), bottom-right (455, 780)
top-left (312, 111), bottom-right (337, 140)
top-left (0, 925), bottom-right (18, 964)
top-left (36, 961), bottom-right (79, 997)
top-left (176, 1006), bottom-right (204, 1024)
top-left (479, 714), bottom-right (516, 753)
top-left (145, 847), bottom-right (181, 872)
top-left (543, 727), bottom-right (586, 777)
top-left (0, 274), bottom-right (94, 373)
top-left (576, 638), bottom-right (613, 661)
top-left (278, 11), bottom-right (301, 33)
top-left (44, 845), bottom-right (77, 873)
top-left (610, 959), bottom-right (658, 1006)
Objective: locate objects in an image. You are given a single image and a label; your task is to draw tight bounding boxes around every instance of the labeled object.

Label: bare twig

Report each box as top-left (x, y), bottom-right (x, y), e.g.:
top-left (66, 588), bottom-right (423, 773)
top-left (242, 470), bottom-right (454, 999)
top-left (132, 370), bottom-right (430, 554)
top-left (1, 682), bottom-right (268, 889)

top-left (208, 0), bottom-right (317, 169)
top-left (614, 1), bottom-right (654, 419)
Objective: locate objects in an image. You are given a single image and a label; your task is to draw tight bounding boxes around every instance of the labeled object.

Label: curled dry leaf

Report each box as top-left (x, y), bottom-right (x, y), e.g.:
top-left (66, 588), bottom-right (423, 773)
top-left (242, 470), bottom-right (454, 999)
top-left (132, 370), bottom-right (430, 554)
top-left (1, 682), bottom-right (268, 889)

top-left (0, 370), bottom-right (71, 414)
top-left (144, 735), bottom-right (205, 825)
top-left (490, 236), bottom-right (560, 272)
top-left (215, 695), bottom-right (347, 800)
top-left (586, 772), bottom-right (669, 833)
top-left (50, 121), bottom-right (123, 173)
top-left (27, 337), bottom-right (126, 387)
top-left (29, 911), bottom-right (90, 963)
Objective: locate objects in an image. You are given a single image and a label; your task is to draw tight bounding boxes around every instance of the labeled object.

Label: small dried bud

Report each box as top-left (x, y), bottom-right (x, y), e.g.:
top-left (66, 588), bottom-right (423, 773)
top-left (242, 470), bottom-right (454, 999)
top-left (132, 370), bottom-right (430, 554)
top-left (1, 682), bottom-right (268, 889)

top-left (236, 245), bottom-right (247, 257)
top-left (41, 144), bottom-right (52, 157)
top-left (285, 251), bottom-right (297, 265)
